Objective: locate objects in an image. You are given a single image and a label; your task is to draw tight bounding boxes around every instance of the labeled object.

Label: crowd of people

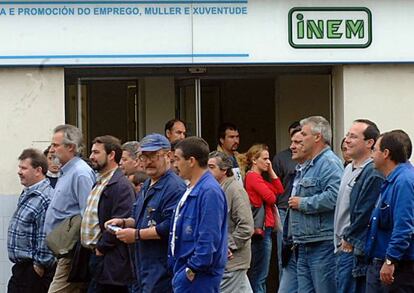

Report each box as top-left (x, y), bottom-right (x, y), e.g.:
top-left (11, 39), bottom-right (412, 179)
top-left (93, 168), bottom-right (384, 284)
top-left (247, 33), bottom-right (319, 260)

top-left (6, 115), bottom-right (414, 293)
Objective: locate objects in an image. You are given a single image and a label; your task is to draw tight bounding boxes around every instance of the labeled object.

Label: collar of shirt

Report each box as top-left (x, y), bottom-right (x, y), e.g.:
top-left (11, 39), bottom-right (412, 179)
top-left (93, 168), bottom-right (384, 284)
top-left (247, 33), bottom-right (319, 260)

top-left (142, 169), bottom-right (175, 193)
top-left (307, 146), bottom-right (331, 168)
top-left (96, 167), bottom-right (117, 184)
top-left (60, 156), bottom-right (82, 176)
top-left (295, 161), bottom-right (309, 174)
top-left (22, 178), bottom-right (49, 197)
top-left (351, 157), bottom-right (373, 170)
top-left (386, 162), bottom-right (411, 184)
top-left (186, 170), bottom-right (211, 198)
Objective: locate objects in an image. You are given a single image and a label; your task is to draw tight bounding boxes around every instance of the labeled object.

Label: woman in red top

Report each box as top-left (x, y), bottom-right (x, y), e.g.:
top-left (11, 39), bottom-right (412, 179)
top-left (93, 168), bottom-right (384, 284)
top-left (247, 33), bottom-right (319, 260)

top-left (245, 144), bottom-right (284, 293)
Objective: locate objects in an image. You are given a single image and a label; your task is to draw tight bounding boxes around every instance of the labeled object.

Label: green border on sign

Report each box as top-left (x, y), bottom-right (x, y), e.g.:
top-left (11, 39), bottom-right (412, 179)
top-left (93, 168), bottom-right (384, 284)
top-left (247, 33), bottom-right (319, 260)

top-left (288, 7), bottom-right (372, 49)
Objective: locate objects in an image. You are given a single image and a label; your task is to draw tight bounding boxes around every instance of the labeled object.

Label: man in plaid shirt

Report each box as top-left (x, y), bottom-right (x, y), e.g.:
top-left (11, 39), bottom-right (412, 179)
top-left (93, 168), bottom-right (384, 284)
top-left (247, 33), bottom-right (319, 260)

top-left (7, 148), bottom-right (55, 293)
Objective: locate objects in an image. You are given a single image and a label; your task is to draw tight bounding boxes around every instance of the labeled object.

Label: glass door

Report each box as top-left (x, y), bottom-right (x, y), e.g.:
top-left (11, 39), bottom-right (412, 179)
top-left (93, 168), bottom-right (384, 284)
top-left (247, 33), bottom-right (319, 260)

top-left (66, 78), bottom-right (140, 153)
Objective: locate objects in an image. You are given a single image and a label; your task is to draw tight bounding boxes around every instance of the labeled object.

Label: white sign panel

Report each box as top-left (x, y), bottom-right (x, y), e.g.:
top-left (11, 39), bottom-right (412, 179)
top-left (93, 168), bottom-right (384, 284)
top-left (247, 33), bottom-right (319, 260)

top-left (0, 0), bottom-right (413, 65)
top-left (289, 8), bottom-right (371, 48)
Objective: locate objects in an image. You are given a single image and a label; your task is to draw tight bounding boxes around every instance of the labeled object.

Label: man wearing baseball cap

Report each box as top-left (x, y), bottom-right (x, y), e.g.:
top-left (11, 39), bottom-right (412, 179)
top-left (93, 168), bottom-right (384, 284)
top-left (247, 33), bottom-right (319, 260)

top-left (106, 133), bottom-right (186, 292)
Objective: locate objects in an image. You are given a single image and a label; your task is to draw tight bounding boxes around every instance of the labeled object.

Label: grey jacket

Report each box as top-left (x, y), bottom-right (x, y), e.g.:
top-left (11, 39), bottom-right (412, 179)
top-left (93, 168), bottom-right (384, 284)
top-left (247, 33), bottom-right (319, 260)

top-left (221, 176), bottom-right (254, 271)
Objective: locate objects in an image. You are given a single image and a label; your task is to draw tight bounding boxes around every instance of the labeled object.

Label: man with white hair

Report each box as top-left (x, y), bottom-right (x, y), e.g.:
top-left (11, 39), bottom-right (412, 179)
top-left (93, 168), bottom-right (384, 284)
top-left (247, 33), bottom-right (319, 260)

top-left (288, 116), bottom-right (343, 293)
top-left (44, 124), bottom-right (95, 292)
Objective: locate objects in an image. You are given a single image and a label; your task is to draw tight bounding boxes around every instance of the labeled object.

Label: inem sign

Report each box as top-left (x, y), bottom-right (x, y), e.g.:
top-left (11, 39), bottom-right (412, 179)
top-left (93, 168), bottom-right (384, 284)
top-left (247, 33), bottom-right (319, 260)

top-left (289, 7), bottom-right (372, 48)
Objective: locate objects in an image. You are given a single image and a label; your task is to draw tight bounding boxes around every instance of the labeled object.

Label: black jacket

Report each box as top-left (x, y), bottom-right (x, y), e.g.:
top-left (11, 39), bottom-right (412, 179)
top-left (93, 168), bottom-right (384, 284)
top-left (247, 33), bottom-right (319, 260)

top-left (95, 168), bottom-right (135, 286)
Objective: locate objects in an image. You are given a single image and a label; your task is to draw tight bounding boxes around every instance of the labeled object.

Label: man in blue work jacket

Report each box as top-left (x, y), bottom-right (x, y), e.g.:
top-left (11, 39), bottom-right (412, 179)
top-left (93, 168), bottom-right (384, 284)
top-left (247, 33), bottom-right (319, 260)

top-left (106, 133), bottom-right (186, 292)
top-left (169, 136), bottom-right (228, 293)
top-left (366, 130), bottom-right (414, 292)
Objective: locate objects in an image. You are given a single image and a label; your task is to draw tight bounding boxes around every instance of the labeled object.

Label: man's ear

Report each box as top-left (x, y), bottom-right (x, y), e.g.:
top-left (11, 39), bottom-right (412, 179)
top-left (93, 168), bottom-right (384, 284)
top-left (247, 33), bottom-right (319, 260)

top-left (166, 130), bottom-right (171, 139)
top-left (108, 150), bottom-right (115, 161)
top-left (366, 138), bottom-right (375, 150)
top-left (35, 166), bottom-right (44, 177)
top-left (314, 132), bottom-right (322, 143)
top-left (383, 148), bottom-right (390, 160)
top-left (167, 150), bottom-right (174, 160)
top-left (219, 138), bottom-right (224, 146)
top-left (188, 156), bottom-right (196, 168)
top-left (66, 143), bottom-right (76, 153)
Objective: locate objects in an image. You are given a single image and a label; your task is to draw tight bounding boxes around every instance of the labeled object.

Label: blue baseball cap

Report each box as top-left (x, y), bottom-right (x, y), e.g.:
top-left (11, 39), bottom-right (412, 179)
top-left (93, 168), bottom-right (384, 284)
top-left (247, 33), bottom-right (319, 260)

top-left (139, 133), bottom-right (171, 152)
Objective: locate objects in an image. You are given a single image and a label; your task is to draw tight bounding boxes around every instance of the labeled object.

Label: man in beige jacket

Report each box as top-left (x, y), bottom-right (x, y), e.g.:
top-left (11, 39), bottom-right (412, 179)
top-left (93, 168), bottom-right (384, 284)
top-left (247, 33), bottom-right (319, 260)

top-left (208, 151), bottom-right (254, 293)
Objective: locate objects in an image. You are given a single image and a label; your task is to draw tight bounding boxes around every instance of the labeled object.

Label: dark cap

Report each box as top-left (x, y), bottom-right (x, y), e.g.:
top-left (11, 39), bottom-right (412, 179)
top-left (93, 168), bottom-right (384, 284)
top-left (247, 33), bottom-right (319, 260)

top-left (139, 133), bottom-right (171, 152)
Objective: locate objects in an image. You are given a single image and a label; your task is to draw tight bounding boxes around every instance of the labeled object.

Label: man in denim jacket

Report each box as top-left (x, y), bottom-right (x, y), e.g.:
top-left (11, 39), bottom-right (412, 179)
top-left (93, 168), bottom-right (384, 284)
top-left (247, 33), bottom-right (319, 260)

top-left (366, 130), bottom-right (414, 292)
top-left (334, 119), bottom-right (384, 293)
top-left (288, 116), bottom-right (343, 293)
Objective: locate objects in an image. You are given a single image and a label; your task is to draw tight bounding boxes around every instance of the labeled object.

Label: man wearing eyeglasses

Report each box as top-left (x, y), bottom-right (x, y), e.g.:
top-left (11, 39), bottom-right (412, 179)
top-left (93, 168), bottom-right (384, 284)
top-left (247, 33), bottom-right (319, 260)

top-left (105, 133), bottom-right (186, 292)
top-left (334, 120), bottom-right (384, 293)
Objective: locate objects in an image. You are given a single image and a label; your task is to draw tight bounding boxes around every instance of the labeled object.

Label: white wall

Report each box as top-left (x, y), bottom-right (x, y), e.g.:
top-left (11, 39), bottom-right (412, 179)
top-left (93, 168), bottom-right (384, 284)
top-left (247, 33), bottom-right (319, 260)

top-left (143, 77), bottom-right (176, 136)
top-left (0, 67), bottom-right (65, 291)
top-left (333, 64), bottom-right (414, 162)
top-left (0, 67), bottom-right (65, 194)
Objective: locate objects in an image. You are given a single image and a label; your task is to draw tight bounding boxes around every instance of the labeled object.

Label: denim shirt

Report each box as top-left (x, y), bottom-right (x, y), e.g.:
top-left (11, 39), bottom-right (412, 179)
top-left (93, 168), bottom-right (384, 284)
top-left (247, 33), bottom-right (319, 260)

top-left (44, 156), bottom-right (95, 234)
top-left (290, 147), bottom-right (343, 243)
top-left (365, 162), bottom-right (414, 261)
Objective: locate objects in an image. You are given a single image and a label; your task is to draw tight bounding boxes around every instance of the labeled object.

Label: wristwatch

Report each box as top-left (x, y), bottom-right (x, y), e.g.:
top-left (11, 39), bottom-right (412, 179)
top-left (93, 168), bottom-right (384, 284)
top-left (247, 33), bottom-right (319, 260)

top-left (385, 258), bottom-right (395, 265)
top-left (185, 267), bottom-right (196, 281)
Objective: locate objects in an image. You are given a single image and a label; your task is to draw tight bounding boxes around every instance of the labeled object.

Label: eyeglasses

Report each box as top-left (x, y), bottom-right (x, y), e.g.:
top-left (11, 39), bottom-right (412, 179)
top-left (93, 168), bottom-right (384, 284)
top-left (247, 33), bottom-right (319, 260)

top-left (138, 152), bottom-right (164, 162)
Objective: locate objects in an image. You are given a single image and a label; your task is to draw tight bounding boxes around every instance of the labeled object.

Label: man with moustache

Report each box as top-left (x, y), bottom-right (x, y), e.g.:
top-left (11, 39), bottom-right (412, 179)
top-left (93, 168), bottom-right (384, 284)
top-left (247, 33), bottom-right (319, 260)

top-left (217, 122), bottom-right (246, 183)
top-left (81, 135), bottom-right (135, 292)
top-left (7, 149), bottom-right (55, 293)
top-left (44, 124), bottom-right (95, 292)
top-left (105, 133), bottom-right (186, 292)
top-left (288, 116), bottom-right (343, 293)
top-left (365, 130), bottom-right (414, 292)
top-left (334, 120), bottom-right (384, 293)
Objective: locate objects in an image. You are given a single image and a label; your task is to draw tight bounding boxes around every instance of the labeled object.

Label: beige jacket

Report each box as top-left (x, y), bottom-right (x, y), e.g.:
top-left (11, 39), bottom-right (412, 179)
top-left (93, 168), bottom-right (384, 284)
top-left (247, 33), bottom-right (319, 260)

top-left (221, 176), bottom-right (254, 271)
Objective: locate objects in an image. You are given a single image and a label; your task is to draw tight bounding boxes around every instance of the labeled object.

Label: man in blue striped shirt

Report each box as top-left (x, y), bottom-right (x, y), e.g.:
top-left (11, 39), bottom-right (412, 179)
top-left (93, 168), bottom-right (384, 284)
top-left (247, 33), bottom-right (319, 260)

top-left (7, 148), bottom-right (56, 293)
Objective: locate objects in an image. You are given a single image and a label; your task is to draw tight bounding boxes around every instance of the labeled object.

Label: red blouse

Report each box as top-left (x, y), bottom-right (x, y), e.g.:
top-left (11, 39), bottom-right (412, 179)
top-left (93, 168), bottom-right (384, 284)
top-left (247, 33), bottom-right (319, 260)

top-left (245, 171), bottom-right (284, 228)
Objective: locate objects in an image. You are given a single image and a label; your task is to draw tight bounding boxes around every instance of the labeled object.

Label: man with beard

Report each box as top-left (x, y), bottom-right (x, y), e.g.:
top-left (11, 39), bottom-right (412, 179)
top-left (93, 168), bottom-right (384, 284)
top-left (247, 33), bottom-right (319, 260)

top-left (81, 135), bottom-right (135, 292)
top-left (44, 124), bottom-right (95, 292)
top-left (217, 123), bottom-right (246, 183)
top-left (105, 133), bottom-right (186, 292)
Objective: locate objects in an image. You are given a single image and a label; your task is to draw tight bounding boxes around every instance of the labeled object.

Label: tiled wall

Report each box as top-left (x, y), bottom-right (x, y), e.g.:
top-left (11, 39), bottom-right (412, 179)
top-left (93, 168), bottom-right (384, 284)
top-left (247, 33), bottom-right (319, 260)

top-left (0, 195), bottom-right (18, 292)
